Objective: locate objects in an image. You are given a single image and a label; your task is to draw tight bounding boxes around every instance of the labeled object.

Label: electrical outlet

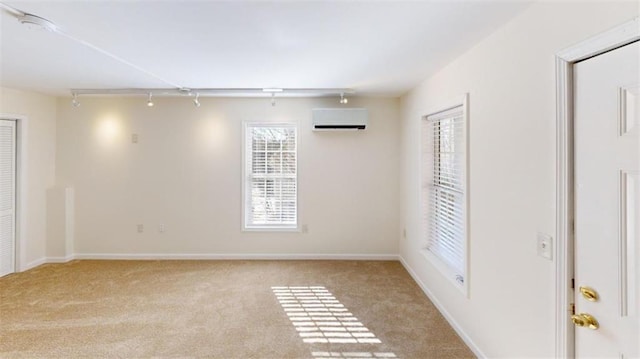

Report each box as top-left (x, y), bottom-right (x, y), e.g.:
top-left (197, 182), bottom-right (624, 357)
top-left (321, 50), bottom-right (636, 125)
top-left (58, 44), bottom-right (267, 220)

top-left (301, 224), bottom-right (309, 233)
top-left (137, 224), bottom-right (144, 233)
top-left (537, 233), bottom-right (553, 260)
top-left (159, 224), bottom-right (165, 233)
top-left (132, 134), bottom-right (139, 144)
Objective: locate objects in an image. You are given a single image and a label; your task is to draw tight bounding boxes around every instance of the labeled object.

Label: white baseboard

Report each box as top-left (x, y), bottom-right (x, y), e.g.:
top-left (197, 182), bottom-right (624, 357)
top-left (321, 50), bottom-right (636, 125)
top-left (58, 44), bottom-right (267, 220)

top-left (22, 257), bottom-right (46, 271)
top-left (15, 253), bottom-right (398, 272)
top-left (72, 253), bottom-right (400, 261)
top-left (399, 255), bottom-right (485, 359)
top-left (46, 255), bottom-right (75, 263)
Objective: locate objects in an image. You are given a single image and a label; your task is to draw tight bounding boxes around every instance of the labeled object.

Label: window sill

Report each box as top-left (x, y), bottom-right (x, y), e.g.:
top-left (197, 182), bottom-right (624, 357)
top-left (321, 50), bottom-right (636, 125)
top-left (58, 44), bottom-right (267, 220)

top-left (421, 249), bottom-right (469, 298)
top-left (243, 226), bottom-right (300, 233)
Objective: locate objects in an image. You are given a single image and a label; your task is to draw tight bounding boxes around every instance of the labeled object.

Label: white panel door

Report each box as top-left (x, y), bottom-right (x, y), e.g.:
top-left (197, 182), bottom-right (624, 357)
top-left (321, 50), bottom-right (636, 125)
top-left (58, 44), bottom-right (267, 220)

top-left (574, 41), bottom-right (639, 357)
top-left (0, 119), bottom-right (16, 277)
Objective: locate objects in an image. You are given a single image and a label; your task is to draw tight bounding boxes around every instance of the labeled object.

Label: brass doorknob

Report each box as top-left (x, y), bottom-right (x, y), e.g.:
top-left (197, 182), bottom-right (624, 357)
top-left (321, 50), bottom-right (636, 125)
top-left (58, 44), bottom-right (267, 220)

top-left (571, 313), bottom-right (599, 330)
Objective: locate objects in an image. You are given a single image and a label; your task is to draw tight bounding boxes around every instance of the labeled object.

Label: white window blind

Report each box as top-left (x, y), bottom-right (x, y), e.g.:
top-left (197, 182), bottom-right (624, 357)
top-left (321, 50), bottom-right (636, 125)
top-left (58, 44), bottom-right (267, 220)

top-left (422, 105), bottom-right (467, 286)
top-left (244, 123), bottom-right (297, 229)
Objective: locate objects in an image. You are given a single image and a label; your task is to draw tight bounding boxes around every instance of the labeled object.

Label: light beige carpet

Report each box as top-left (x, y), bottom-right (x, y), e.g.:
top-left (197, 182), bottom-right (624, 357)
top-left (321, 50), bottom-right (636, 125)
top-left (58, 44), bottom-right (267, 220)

top-left (0, 260), bottom-right (474, 358)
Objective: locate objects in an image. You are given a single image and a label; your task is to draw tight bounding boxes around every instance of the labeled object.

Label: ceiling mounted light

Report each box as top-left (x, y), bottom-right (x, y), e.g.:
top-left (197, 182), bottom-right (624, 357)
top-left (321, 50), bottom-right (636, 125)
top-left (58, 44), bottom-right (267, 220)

top-left (193, 93), bottom-right (201, 108)
top-left (71, 93), bottom-right (80, 108)
top-left (17, 13), bottom-right (59, 32)
top-left (147, 93), bottom-right (154, 107)
top-left (339, 93), bottom-right (348, 104)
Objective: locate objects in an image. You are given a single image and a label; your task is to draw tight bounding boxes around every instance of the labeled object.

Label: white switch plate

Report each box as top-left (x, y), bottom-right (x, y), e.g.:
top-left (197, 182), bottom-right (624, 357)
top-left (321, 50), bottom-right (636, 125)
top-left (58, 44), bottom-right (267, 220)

top-left (537, 232), bottom-right (553, 260)
top-left (137, 224), bottom-right (144, 233)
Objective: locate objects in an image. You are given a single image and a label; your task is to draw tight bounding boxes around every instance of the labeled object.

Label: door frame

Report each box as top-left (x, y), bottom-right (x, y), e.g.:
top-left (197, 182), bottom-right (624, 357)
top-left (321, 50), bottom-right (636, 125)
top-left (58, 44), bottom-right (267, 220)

top-left (555, 17), bottom-right (640, 358)
top-left (0, 114), bottom-right (28, 273)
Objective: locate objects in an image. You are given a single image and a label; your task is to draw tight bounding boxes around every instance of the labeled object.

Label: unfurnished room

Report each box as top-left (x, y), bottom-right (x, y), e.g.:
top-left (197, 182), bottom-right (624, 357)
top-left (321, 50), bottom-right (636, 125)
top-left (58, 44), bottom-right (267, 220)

top-left (0, 1), bottom-right (639, 358)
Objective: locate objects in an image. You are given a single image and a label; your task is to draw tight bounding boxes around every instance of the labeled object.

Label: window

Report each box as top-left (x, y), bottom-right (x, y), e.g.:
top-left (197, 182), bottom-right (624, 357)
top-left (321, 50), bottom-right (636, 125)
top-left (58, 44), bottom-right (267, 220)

top-left (421, 97), bottom-right (468, 293)
top-left (244, 123), bottom-right (297, 230)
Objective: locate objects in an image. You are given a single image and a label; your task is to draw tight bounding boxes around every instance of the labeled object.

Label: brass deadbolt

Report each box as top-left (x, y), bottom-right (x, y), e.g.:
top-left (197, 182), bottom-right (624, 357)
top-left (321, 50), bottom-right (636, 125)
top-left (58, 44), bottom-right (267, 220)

top-left (579, 286), bottom-right (599, 302)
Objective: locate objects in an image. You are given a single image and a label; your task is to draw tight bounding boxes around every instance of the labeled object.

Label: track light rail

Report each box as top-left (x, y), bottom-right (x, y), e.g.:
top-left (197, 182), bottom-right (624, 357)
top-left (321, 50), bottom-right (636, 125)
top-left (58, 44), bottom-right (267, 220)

top-left (71, 88), bottom-right (356, 97)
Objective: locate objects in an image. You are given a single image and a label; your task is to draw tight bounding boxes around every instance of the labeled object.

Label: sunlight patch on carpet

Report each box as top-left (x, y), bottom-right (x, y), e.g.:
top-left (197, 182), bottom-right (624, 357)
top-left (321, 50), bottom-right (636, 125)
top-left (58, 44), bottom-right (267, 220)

top-left (272, 286), bottom-right (382, 344)
top-left (311, 351), bottom-right (397, 358)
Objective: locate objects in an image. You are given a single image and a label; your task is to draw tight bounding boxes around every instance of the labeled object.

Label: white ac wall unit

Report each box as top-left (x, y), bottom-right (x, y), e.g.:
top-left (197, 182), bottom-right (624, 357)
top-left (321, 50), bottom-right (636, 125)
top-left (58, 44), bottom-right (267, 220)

top-left (312, 108), bottom-right (368, 131)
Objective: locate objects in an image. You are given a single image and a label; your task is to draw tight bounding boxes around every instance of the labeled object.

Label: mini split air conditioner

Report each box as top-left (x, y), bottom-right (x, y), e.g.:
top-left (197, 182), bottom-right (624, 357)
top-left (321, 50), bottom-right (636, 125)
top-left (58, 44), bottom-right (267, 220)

top-left (312, 108), bottom-right (368, 131)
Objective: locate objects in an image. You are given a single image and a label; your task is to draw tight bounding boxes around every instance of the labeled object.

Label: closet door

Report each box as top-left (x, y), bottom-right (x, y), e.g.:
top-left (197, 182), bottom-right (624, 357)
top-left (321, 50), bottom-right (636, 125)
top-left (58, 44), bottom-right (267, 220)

top-left (0, 119), bottom-right (16, 277)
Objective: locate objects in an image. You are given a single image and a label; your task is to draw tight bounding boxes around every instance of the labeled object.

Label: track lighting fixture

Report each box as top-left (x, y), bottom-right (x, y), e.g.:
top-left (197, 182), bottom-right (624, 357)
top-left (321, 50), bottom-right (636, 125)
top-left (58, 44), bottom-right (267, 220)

top-left (263, 88), bottom-right (283, 93)
top-left (71, 93), bottom-right (80, 107)
top-left (193, 93), bottom-right (201, 107)
top-left (69, 88), bottom-right (356, 108)
top-left (72, 88), bottom-right (353, 97)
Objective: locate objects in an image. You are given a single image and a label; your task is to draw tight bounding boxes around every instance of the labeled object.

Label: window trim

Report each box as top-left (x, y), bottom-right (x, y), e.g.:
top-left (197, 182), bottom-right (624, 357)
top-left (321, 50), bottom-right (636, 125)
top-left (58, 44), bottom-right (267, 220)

top-left (420, 94), bottom-right (470, 297)
top-left (242, 121), bottom-right (299, 232)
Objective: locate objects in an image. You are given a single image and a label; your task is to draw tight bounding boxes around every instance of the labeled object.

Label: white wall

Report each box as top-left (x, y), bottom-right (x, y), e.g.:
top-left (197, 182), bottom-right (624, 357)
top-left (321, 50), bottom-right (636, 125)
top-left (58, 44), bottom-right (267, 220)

top-left (0, 87), bottom-right (58, 269)
top-left (399, 2), bottom-right (639, 357)
top-left (56, 96), bottom-right (400, 257)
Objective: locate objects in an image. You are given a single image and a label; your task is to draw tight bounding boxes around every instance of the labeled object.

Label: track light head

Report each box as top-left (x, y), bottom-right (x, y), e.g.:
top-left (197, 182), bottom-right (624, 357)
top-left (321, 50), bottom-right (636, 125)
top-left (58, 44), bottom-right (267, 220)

top-left (147, 93), bottom-right (154, 107)
top-left (193, 93), bottom-right (201, 108)
top-left (71, 93), bottom-right (80, 107)
top-left (339, 93), bottom-right (348, 104)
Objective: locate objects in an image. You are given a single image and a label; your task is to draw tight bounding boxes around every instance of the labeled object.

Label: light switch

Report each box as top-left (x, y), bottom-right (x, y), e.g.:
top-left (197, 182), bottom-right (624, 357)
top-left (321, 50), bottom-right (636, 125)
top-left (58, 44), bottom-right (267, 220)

top-left (537, 232), bottom-right (553, 260)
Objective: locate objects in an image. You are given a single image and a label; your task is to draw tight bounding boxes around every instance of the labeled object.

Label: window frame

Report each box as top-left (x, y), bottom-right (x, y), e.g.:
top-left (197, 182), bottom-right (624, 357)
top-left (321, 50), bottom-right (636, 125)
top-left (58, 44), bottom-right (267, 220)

top-left (420, 94), bottom-right (470, 296)
top-left (242, 122), bottom-right (299, 232)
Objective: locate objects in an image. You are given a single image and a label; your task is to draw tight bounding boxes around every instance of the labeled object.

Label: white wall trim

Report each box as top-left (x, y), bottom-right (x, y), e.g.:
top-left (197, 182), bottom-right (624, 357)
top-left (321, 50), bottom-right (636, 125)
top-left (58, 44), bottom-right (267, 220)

top-left (46, 255), bottom-right (75, 263)
top-left (23, 257), bottom-right (46, 271)
top-left (72, 253), bottom-right (399, 261)
top-left (555, 16), bottom-right (640, 359)
top-left (557, 17), bottom-right (640, 62)
top-left (16, 254), bottom-right (400, 271)
top-left (555, 54), bottom-right (575, 359)
top-left (64, 188), bottom-right (75, 258)
top-left (399, 255), bottom-right (484, 358)
top-left (0, 113), bottom-right (29, 274)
